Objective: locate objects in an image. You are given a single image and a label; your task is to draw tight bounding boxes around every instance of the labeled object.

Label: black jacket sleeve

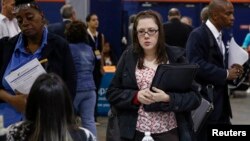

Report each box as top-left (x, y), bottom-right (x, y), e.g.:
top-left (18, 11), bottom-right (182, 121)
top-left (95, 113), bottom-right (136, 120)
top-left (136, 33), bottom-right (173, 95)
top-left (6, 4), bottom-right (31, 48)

top-left (106, 50), bottom-right (139, 111)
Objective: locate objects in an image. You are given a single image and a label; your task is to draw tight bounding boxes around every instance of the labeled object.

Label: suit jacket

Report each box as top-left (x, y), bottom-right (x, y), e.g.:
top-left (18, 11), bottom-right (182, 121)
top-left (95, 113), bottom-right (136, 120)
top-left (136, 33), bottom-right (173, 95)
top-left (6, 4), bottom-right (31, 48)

top-left (48, 20), bottom-right (71, 38)
top-left (163, 18), bottom-right (193, 48)
top-left (106, 45), bottom-right (201, 141)
top-left (186, 24), bottom-right (232, 122)
top-left (0, 33), bottom-right (76, 100)
top-left (87, 32), bottom-right (104, 88)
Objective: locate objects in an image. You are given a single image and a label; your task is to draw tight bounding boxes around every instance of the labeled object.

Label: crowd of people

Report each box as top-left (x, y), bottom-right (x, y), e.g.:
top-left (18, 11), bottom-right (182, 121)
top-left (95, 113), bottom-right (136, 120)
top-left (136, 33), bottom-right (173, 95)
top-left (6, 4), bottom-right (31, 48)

top-left (0, 0), bottom-right (249, 141)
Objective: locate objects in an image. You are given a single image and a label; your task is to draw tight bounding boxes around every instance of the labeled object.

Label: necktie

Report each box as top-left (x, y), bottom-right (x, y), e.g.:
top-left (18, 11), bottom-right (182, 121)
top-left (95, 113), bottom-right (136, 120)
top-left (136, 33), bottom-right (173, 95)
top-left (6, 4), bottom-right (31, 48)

top-left (94, 36), bottom-right (97, 42)
top-left (217, 33), bottom-right (225, 56)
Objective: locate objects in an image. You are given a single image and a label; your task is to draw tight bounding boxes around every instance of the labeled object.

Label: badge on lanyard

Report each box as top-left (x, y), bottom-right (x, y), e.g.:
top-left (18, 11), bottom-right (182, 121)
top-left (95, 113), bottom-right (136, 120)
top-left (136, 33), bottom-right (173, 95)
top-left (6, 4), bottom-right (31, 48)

top-left (95, 49), bottom-right (101, 60)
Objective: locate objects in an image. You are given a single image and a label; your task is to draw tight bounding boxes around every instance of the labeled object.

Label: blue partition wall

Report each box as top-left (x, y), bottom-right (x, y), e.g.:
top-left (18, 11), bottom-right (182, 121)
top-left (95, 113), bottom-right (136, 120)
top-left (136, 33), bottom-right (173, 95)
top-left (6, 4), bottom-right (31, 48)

top-left (233, 3), bottom-right (250, 45)
top-left (37, 2), bottom-right (65, 24)
top-left (90, 0), bottom-right (123, 58)
top-left (0, 2), bottom-right (64, 24)
top-left (123, 2), bottom-right (250, 45)
top-left (35, 1), bottom-right (250, 57)
top-left (38, 1), bottom-right (124, 59)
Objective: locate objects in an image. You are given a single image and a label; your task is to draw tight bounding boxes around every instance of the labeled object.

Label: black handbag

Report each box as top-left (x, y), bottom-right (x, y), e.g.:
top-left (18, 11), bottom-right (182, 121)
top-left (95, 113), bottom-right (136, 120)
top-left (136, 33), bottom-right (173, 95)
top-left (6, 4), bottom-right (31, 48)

top-left (191, 84), bottom-right (214, 133)
top-left (106, 107), bottom-right (121, 141)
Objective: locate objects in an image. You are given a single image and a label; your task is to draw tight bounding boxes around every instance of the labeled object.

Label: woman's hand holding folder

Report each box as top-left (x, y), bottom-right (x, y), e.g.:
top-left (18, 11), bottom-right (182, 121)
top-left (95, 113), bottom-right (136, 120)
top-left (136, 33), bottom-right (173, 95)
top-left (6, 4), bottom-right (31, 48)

top-left (137, 88), bottom-right (154, 105)
top-left (137, 87), bottom-right (170, 105)
top-left (150, 87), bottom-right (170, 103)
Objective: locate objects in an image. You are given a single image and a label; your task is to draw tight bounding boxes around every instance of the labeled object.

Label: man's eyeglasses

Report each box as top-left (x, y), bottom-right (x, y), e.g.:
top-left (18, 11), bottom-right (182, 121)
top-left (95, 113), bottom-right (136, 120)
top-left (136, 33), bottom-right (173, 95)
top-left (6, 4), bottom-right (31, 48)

top-left (137, 29), bottom-right (158, 37)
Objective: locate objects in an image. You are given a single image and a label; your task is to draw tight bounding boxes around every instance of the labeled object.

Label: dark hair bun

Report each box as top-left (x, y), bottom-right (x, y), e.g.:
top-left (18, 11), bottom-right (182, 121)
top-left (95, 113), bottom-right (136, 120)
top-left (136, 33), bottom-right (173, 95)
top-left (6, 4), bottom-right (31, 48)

top-left (15, 0), bottom-right (35, 6)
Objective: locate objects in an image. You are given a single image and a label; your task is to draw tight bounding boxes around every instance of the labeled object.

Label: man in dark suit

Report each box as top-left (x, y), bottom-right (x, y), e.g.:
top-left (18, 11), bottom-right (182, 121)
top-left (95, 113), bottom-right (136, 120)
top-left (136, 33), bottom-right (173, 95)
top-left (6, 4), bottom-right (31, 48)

top-left (186, 0), bottom-right (243, 141)
top-left (163, 8), bottom-right (193, 48)
top-left (48, 4), bottom-right (76, 38)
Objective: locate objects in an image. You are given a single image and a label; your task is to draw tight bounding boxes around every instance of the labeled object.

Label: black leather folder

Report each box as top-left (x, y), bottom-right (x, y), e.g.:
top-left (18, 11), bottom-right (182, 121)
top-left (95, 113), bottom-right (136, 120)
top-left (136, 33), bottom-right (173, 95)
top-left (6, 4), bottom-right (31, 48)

top-left (150, 63), bottom-right (199, 93)
top-left (144, 63), bottom-right (199, 112)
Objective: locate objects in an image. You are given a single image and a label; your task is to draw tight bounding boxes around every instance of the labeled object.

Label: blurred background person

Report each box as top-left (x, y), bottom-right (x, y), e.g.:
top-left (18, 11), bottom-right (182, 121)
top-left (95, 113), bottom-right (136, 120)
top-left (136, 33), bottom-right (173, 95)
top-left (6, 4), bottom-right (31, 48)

top-left (180, 16), bottom-right (193, 27)
top-left (66, 20), bottom-right (97, 136)
top-left (101, 42), bottom-right (117, 67)
top-left (86, 13), bottom-right (105, 125)
top-left (0, 0), bottom-right (76, 127)
top-left (0, 0), bottom-right (20, 38)
top-left (128, 14), bottom-right (136, 46)
top-left (48, 4), bottom-right (76, 38)
top-left (6, 73), bottom-right (96, 141)
top-left (163, 8), bottom-right (193, 48)
top-left (242, 26), bottom-right (250, 52)
top-left (200, 6), bottom-right (209, 23)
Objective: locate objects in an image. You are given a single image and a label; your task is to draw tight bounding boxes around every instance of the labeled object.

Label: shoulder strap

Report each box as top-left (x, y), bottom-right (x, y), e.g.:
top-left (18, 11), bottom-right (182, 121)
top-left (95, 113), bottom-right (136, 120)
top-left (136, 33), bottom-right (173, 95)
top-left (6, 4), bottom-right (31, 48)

top-left (206, 84), bottom-right (214, 103)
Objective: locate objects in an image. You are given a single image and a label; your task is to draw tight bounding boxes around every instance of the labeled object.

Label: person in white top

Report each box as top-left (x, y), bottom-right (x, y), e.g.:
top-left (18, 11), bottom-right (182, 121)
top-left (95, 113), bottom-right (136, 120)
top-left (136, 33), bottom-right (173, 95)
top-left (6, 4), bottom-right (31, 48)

top-left (0, 0), bottom-right (20, 38)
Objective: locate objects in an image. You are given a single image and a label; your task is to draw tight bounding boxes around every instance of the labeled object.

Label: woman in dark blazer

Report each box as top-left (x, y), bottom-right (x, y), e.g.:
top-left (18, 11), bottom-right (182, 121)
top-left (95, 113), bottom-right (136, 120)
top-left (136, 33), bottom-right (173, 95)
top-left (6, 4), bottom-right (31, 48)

top-left (0, 0), bottom-right (76, 127)
top-left (106, 10), bottom-right (201, 141)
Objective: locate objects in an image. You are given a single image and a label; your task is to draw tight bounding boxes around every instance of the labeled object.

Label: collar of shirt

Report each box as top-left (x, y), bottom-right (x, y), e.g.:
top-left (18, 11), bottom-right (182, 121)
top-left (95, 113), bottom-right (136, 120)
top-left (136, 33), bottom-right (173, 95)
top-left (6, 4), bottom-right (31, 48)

top-left (87, 28), bottom-right (99, 42)
top-left (0, 14), bottom-right (17, 23)
top-left (14, 27), bottom-right (48, 54)
top-left (0, 14), bottom-right (7, 21)
top-left (206, 19), bottom-right (222, 41)
top-left (62, 18), bottom-right (72, 22)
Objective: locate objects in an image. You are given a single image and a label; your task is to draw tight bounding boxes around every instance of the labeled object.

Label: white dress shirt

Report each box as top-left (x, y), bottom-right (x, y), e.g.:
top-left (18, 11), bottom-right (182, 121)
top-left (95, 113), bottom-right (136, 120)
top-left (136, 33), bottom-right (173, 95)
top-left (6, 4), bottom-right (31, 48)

top-left (206, 19), bottom-right (225, 56)
top-left (0, 14), bottom-right (20, 39)
top-left (206, 19), bottom-right (229, 78)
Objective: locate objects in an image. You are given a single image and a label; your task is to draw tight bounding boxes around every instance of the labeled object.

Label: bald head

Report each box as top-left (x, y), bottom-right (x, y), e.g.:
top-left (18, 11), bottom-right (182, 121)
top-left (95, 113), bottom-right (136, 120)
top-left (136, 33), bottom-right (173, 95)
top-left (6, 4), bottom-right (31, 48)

top-left (168, 8), bottom-right (181, 20)
top-left (208, 0), bottom-right (231, 17)
top-left (208, 0), bottom-right (234, 31)
top-left (168, 8), bottom-right (180, 16)
top-left (200, 6), bottom-right (209, 23)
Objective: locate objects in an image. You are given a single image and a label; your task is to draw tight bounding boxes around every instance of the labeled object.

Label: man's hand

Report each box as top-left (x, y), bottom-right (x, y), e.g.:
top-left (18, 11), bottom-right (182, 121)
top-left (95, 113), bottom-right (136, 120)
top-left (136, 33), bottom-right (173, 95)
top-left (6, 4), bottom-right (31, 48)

top-left (227, 64), bottom-right (244, 80)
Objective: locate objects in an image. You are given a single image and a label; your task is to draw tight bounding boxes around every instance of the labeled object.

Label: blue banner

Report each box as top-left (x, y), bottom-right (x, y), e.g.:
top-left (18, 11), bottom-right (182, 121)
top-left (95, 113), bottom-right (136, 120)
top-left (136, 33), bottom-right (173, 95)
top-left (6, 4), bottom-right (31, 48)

top-left (97, 73), bottom-right (114, 116)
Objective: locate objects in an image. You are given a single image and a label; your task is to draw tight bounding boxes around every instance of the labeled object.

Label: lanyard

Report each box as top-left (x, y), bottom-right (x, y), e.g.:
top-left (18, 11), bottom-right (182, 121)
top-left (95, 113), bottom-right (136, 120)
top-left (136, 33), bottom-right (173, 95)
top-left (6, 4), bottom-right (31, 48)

top-left (87, 28), bottom-right (99, 50)
top-left (94, 36), bottom-right (99, 50)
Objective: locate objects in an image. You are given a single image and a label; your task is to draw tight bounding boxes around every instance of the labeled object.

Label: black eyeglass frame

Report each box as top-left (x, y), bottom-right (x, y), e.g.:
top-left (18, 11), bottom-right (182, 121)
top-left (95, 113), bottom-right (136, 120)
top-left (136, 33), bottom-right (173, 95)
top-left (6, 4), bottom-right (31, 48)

top-left (137, 29), bottom-right (159, 37)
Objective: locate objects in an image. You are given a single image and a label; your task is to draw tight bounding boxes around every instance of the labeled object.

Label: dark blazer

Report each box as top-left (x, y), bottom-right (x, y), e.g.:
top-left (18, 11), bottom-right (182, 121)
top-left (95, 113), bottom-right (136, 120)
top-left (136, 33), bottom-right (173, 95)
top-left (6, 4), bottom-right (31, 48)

top-left (0, 33), bottom-right (76, 100)
top-left (87, 32), bottom-right (104, 88)
top-left (48, 20), bottom-right (71, 38)
top-left (163, 18), bottom-right (193, 48)
top-left (186, 24), bottom-right (232, 123)
top-left (106, 45), bottom-right (201, 141)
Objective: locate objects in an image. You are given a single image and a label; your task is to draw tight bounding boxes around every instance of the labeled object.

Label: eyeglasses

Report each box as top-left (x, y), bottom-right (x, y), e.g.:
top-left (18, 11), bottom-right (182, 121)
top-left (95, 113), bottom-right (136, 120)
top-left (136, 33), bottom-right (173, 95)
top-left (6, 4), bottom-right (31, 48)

top-left (137, 29), bottom-right (158, 37)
